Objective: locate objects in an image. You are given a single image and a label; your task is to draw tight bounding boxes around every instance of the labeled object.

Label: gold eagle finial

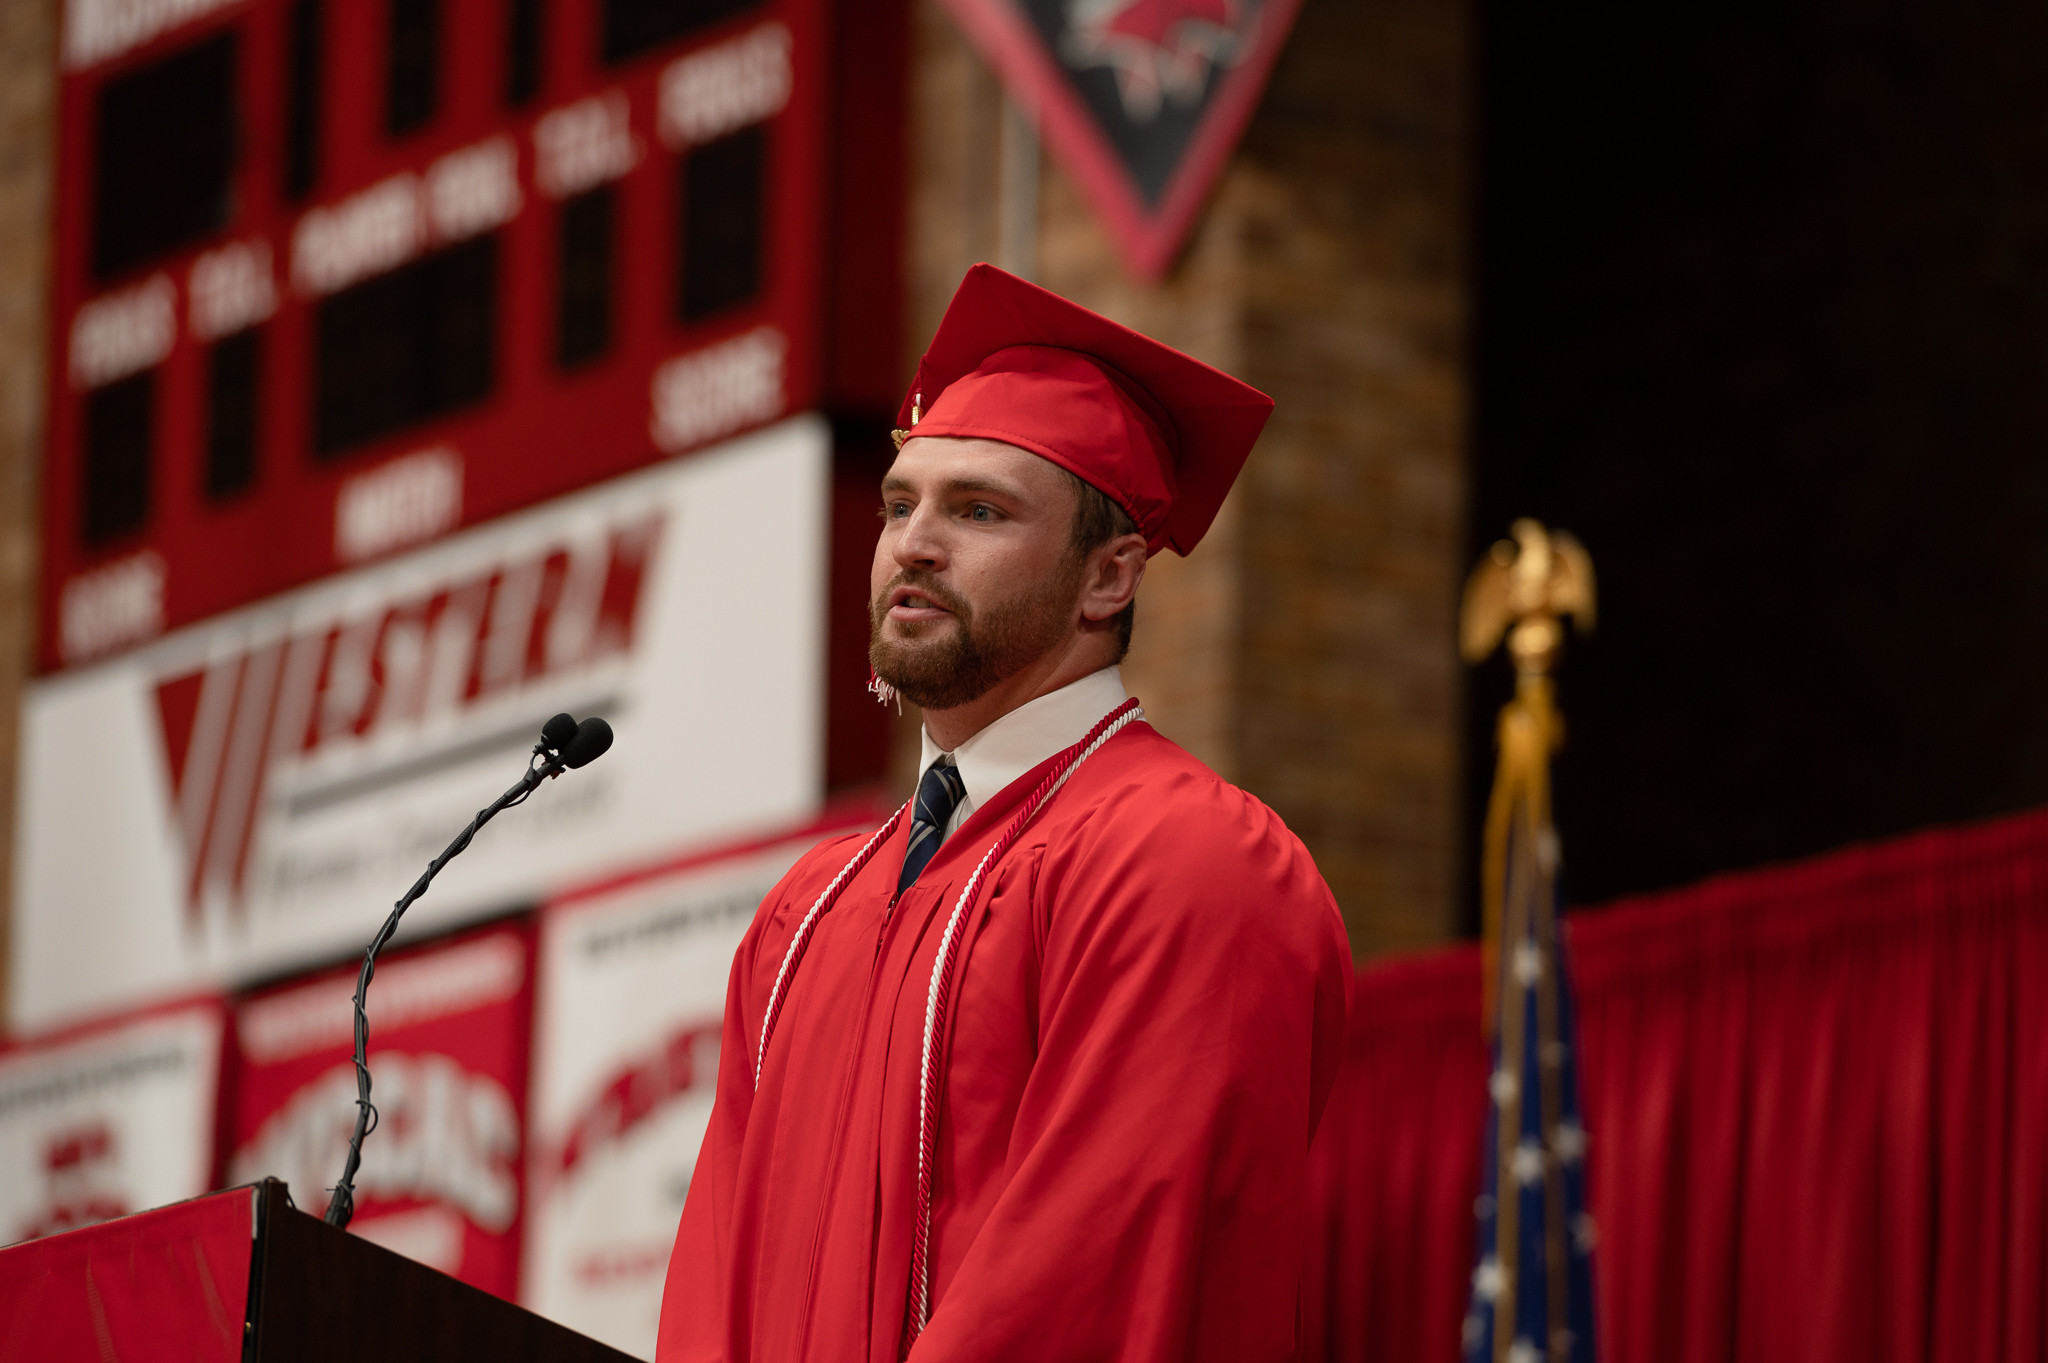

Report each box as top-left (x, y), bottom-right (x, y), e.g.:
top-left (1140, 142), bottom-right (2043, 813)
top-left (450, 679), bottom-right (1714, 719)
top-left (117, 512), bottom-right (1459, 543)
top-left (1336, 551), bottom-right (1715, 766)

top-left (1460, 518), bottom-right (1596, 679)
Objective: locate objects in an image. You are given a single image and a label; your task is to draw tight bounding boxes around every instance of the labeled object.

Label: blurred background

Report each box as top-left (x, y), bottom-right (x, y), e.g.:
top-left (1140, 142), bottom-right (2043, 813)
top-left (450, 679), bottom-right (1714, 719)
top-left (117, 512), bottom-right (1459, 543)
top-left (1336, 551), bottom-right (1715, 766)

top-left (1, 0), bottom-right (2044, 1358)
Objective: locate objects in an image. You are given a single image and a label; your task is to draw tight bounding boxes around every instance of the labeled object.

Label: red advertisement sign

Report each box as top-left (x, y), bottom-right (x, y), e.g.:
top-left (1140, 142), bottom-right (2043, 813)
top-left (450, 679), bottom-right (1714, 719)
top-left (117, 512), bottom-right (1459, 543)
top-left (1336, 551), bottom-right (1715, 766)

top-left (44, 0), bottom-right (830, 673)
top-left (226, 921), bottom-right (534, 1299)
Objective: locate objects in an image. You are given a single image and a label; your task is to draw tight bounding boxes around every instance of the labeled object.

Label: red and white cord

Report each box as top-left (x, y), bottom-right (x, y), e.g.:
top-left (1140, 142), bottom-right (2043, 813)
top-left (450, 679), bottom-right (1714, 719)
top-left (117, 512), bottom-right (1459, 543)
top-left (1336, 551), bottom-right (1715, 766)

top-left (754, 802), bottom-right (910, 1089)
top-left (743, 697), bottom-right (1145, 1344)
top-left (905, 697), bottom-right (1144, 1340)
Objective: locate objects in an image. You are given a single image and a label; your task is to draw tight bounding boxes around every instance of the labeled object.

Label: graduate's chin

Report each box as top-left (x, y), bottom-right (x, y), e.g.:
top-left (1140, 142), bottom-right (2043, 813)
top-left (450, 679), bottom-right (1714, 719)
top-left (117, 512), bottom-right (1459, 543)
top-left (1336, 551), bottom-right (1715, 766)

top-left (870, 638), bottom-right (998, 712)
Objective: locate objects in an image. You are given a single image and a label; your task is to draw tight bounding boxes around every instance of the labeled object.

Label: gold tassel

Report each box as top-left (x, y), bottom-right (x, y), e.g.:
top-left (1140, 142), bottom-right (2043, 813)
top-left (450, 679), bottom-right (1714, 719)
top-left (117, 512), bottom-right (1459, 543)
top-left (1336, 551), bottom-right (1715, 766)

top-left (890, 392), bottom-right (921, 451)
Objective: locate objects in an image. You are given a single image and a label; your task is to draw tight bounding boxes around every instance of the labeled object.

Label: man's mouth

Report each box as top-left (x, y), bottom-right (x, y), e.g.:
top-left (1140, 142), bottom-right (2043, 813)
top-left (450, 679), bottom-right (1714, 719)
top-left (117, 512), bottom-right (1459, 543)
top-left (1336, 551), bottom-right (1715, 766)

top-left (886, 584), bottom-right (957, 621)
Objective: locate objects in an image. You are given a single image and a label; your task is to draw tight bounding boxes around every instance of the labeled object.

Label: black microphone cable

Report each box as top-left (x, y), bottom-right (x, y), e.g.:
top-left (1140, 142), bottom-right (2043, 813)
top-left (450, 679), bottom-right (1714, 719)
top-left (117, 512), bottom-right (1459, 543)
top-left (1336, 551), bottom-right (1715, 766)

top-left (323, 713), bottom-right (613, 1228)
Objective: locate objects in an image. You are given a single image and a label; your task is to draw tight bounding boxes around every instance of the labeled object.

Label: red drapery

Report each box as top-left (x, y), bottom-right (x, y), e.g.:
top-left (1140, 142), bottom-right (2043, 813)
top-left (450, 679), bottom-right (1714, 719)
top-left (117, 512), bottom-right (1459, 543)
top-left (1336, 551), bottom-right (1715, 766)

top-left (1302, 807), bottom-right (2048, 1363)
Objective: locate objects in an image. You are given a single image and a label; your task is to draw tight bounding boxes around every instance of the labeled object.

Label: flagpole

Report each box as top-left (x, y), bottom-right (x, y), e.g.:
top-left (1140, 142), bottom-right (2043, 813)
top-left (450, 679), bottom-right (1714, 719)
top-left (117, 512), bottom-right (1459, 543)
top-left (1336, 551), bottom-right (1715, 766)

top-left (1460, 519), bottom-right (1597, 1363)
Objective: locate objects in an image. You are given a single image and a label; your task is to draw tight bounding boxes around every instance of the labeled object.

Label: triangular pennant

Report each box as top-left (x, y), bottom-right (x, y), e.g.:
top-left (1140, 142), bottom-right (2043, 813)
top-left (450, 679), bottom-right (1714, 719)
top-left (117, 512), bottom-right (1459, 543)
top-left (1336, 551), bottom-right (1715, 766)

top-left (940, 0), bottom-right (1304, 281)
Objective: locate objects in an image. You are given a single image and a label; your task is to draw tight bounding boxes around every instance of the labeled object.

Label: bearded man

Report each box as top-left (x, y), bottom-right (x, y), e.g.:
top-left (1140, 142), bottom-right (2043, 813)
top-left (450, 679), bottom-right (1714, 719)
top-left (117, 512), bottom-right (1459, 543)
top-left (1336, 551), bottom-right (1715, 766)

top-left (657, 265), bottom-right (1352, 1363)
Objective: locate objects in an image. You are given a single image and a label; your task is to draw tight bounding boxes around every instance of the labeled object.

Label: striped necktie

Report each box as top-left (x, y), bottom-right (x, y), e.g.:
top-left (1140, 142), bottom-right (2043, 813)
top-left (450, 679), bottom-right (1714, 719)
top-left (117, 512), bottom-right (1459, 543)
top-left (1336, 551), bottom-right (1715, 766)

top-left (898, 759), bottom-right (967, 893)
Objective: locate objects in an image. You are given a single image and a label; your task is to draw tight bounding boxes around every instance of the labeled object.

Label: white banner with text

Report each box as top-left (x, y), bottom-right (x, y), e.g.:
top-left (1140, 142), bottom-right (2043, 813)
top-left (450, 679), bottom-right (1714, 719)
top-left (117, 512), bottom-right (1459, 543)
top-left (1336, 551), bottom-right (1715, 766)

top-left (522, 813), bottom-right (875, 1357)
top-left (0, 1001), bottom-right (225, 1244)
top-left (14, 418), bottom-right (827, 1029)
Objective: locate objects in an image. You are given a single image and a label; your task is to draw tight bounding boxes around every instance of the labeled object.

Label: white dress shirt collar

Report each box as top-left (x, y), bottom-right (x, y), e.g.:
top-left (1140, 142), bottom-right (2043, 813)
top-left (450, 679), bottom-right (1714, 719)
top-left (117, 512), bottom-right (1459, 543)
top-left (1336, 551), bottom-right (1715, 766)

top-left (916, 665), bottom-right (1129, 840)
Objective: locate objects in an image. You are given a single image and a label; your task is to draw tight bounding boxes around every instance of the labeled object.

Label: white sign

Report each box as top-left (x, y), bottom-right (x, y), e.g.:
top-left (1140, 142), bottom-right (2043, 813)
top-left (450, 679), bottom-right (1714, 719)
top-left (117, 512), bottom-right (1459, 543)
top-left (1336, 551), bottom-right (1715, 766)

top-left (291, 137), bottom-right (521, 299)
top-left (13, 418), bottom-right (827, 1031)
top-left (650, 328), bottom-right (788, 454)
top-left (521, 821), bottom-right (867, 1358)
top-left (0, 1002), bottom-right (224, 1244)
top-left (535, 92), bottom-right (641, 200)
top-left (62, 0), bottom-right (240, 72)
top-left (658, 23), bottom-right (794, 148)
top-left (59, 551), bottom-right (165, 666)
top-left (68, 273), bottom-right (176, 389)
top-left (188, 240), bottom-right (278, 342)
top-left (334, 446), bottom-right (465, 563)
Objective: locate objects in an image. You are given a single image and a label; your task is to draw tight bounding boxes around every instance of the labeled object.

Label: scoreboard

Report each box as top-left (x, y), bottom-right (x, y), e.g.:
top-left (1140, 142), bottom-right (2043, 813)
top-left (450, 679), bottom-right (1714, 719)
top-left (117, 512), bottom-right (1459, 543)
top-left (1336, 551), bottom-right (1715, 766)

top-left (42, 0), bottom-right (884, 674)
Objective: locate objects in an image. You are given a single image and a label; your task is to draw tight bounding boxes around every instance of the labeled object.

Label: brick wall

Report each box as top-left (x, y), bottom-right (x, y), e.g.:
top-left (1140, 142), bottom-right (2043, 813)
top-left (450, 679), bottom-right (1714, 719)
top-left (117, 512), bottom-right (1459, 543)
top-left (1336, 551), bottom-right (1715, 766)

top-left (906, 0), bottom-right (1470, 954)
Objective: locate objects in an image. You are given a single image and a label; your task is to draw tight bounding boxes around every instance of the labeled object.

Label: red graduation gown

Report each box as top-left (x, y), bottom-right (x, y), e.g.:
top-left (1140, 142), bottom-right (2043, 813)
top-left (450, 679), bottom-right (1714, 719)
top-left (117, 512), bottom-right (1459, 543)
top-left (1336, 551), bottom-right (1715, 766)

top-left (656, 721), bottom-right (1353, 1363)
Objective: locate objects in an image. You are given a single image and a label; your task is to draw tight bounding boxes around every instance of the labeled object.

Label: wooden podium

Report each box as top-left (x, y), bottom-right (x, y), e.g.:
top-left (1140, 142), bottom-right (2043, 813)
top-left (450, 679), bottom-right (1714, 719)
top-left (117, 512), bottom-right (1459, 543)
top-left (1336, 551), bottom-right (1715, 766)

top-left (0, 1179), bottom-right (641, 1361)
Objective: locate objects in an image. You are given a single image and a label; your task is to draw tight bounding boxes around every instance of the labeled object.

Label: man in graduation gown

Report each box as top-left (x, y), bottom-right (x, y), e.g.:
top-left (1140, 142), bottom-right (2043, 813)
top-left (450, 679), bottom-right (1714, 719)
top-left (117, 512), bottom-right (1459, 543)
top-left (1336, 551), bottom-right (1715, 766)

top-left (658, 264), bottom-right (1353, 1363)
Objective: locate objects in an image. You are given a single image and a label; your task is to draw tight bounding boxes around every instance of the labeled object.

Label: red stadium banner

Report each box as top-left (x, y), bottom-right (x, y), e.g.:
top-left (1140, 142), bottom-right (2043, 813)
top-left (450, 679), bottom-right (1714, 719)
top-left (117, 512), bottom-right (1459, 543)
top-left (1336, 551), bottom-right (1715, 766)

top-left (521, 804), bottom-right (884, 1353)
top-left (937, 0), bottom-right (1302, 280)
top-left (0, 998), bottom-right (228, 1246)
top-left (227, 921), bottom-right (535, 1299)
top-left (45, 0), bottom-right (831, 673)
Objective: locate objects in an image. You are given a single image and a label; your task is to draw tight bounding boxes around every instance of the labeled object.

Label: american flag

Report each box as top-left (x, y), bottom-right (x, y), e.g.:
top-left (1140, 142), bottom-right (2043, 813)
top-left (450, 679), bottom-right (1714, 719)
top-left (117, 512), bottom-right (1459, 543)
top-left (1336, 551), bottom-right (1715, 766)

top-left (1463, 688), bottom-right (1599, 1363)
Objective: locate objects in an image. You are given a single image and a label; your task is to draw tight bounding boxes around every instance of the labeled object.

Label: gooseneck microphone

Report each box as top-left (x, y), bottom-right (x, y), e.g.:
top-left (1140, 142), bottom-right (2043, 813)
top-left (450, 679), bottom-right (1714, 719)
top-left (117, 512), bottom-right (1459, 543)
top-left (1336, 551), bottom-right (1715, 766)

top-left (560, 714), bottom-right (615, 769)
top-left (323, 713), bottom-right (615, 1229)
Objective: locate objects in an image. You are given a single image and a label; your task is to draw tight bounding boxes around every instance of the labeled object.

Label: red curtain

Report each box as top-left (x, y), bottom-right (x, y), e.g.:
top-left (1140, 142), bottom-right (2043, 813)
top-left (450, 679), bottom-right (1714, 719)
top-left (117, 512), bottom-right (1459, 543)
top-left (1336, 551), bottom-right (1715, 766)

top-left (1302, 807), bottom-right (2048, 1363)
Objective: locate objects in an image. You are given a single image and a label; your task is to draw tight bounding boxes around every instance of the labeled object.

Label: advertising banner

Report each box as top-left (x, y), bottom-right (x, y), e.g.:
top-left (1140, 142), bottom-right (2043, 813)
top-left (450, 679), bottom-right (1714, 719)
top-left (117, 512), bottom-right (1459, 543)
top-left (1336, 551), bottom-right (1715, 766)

top-left (522, 809), bottom-right (880, 1356)
top-left (226, 922), bottom-right (533, 1298)
top-left (0, 999), bottom-right (226, 1245)
top-left (14, 417), bottom-right (826, 1030)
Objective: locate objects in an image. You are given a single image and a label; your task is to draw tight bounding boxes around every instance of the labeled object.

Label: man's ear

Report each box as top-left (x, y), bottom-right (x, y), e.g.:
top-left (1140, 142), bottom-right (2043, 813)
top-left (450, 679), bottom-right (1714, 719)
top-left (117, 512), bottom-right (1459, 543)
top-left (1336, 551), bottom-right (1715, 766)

top-left (1079, 533), bottom-right (1148, 623)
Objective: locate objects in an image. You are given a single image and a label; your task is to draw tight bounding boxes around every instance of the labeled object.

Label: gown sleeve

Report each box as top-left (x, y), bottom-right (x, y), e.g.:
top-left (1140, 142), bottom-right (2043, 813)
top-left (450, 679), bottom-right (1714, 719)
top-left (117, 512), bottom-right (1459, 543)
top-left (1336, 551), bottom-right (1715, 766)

top-left (654, 909), bottom-right (763, 1363)
top-left (908, 777), bottom-right (1354, 1363)
top-left (656, 833), bottom-right (866, 1363)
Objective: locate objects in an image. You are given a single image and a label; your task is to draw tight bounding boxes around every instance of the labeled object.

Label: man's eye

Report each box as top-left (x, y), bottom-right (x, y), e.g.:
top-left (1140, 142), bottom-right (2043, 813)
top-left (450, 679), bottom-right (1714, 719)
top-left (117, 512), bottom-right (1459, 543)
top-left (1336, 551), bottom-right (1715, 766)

top-left (882, 502), bottom-right (910, 520)
top-left (969, 505), bottom-right (994, 522)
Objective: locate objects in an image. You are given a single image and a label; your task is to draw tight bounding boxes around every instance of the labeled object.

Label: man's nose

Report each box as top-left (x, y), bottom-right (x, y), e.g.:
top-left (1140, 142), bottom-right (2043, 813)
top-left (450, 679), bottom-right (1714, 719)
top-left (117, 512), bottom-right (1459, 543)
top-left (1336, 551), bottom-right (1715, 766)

top-left (892, 505), bottom-right (947, 569)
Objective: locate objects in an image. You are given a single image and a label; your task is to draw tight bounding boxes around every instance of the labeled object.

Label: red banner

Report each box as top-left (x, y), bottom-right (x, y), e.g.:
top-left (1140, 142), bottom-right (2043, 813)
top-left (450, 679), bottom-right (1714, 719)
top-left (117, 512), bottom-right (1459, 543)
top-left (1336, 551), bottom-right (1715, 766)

top-left (938, 0), bottom-right (1302, 279)
top-left (226, 922), bottom-right (534, 1299)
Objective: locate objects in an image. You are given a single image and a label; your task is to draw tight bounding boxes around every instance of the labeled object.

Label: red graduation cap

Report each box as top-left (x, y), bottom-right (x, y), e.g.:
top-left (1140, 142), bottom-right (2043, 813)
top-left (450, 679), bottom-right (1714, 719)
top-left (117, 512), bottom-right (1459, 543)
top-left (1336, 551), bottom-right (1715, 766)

top-left (896, 264), bottom-right (1273, 557)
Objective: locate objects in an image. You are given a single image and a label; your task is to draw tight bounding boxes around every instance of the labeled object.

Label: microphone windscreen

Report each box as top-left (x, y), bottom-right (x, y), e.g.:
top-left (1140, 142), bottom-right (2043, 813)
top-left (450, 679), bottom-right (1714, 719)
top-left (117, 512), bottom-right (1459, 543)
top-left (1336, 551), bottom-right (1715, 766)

top-left (541, 712), bottom-right (579, 752)
top-left (562, 716), bottom-right (614, 769)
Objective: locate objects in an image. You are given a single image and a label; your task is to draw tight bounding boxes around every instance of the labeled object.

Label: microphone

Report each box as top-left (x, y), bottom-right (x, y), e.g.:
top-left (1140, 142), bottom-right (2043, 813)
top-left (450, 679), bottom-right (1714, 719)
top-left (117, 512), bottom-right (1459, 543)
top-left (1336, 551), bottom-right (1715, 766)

top-left (323, 713), bottom-right (614, 1229)
top-left (562, 716), bottom-right (613, 769)
top-left (540, 711), bottom-right (580, 754)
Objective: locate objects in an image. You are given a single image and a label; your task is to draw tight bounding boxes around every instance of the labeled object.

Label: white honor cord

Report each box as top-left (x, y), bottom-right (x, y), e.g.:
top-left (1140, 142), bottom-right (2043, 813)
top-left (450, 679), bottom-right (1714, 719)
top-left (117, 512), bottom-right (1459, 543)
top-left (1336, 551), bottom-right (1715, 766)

top-left (909, 702), bottom-right (1144, 1331)
top-left (755, 807), bottom-right (909, 1089)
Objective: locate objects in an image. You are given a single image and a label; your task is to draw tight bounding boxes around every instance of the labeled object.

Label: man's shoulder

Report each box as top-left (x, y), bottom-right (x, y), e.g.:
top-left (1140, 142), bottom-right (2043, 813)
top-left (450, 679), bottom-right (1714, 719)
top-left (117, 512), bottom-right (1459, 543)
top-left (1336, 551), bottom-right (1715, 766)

top-left (1034, 722), bottom-right (1347, 952)
top-left (1075, 721), bottom-right (1269, 815)
top-left (1052, 721), bottom-right (1307, 858)
top-left (761, 822), bottom-right (896, 906)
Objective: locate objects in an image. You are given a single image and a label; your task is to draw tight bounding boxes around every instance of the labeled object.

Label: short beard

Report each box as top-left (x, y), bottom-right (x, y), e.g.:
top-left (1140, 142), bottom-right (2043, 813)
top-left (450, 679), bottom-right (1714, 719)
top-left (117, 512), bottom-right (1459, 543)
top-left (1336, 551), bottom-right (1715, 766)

top-left (869, 560), bottom-right (1084, 712)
